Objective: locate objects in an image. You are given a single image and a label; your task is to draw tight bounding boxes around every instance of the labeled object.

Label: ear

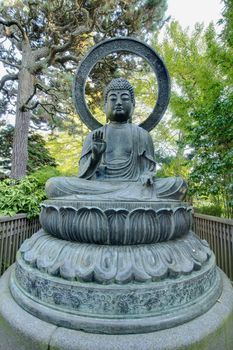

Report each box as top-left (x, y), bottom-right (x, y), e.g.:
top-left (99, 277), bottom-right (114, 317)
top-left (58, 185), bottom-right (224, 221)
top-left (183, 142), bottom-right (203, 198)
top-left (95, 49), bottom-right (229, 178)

top-left (130, 104), bottom-right (135, 117)
top-left (104, 102), bottom-right (108, 116)
top-left (104, 102), bottom-right (109, 122)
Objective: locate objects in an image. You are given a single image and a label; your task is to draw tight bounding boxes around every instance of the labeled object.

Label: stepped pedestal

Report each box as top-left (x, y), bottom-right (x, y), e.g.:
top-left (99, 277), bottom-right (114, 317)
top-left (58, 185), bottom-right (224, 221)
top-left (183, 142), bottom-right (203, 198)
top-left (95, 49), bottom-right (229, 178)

top-left (0, 266), bottom-right (233, 350)
top-left (0, 199), bottom-right (233, 349)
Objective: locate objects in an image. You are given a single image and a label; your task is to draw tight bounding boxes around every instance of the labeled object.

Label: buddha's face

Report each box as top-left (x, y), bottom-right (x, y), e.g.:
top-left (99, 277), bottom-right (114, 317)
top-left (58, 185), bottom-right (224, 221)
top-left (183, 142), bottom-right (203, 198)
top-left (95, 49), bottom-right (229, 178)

top-left (105, 89), bottom-right (134, 122)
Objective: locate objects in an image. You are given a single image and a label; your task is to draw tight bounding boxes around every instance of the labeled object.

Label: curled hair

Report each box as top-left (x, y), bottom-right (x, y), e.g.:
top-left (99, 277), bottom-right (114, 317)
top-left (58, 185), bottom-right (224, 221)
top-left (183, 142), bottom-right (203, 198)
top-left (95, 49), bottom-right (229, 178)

top-left (104, 78), bottom-right (135, 105)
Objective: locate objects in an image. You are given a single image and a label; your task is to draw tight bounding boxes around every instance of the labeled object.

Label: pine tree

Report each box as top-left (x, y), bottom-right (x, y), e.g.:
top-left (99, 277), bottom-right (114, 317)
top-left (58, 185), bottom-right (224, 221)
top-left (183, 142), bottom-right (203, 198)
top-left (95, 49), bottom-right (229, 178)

top-left (0, 0), bottom-right (167, 179)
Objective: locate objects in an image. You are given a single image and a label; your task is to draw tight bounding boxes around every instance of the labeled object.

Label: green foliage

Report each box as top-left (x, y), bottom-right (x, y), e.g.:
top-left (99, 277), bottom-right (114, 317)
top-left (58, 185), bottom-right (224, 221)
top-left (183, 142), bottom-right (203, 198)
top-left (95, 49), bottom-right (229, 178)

top-left (221, 0), bottom-right (233, 47)
top-left (187, 95), bottom-right (233, 214)
top-left (27, 133), bottom-right (57, 172)
top-left (0, 166), bottom-right (60, 218)
top-left (156, 154), bottom-right (189, 179)
top-left (150, 21), bottom-right (233, 218)
top-left (0, 125), bottom-right (56, 175)
top-left (0, 177), bottom-right (44, 218)
top-left (46, 115), bottom-right (89, 175)
top-left (0, 125), bottom-right (12, 174)
top-left (195, 204), bottom-right (223, 218)
top-left (31, 166), bottom-right (61, 186)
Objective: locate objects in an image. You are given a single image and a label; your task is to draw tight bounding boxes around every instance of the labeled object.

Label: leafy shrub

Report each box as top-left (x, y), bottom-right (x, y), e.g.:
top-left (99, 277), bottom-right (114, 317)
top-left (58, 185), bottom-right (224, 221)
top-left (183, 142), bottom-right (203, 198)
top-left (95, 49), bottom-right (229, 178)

top-left (31, 166), bottom-right (61, 185)
top-left (0, 177), bottom-right (44, 218)
top-left (195, 204), bottom-right (223, 217)
top-left (0, 166), bottom-right (61, 218)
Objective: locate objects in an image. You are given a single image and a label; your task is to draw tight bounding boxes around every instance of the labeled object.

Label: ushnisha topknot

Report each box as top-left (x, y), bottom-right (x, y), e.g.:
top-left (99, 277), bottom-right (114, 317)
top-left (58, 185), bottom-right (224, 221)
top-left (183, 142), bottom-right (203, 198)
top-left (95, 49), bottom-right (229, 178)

top-left (104, 78), bottom-right (135, 106)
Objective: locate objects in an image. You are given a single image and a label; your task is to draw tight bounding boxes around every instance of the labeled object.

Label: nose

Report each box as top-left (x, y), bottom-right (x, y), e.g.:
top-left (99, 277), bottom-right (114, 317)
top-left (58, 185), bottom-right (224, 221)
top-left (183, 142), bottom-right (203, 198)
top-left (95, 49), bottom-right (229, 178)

top-left (116, 95), bottom-right (122, 105)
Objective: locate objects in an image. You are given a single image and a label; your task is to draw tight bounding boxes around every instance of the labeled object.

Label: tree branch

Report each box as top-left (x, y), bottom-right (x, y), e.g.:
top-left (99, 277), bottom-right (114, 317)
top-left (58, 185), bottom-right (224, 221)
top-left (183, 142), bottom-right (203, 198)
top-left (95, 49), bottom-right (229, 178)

top-left (0, 18), bottom-right (28, 42)
top-left (55, 54), bottom-right (80, 65)
top-left (0, 37), bottom-right (7, 44)
top-left (51, 40), bottom-right (73, 54)
top-left (23, 101), bottom-right (67, 115)
top-left (0, 73), bottom-right (18, 90)
top-left (48, 23), bottom-right (90, 56)
top-left (33, 47), bottom-right (50, 60)
top-left (71, 23), bottom-right (91, 37)
top-left (20, 80), bottom-right (60, 112)
top-left (30, 60), bottom-right (46, 74)
top-left (46, 23), bottom-right (91, 66)
top-left (36, 82), bottom-right (58, 97)
top-left (0, 58), bottom-right (20, 69)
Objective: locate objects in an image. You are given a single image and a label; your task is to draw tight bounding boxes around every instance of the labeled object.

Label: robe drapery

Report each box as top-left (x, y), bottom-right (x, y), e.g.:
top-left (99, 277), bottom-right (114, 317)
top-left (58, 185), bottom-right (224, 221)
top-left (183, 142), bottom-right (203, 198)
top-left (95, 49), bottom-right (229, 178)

top-left (78, 123), bottom-right (156, 181)
top-left (45, 123), bottom-right (187, 201)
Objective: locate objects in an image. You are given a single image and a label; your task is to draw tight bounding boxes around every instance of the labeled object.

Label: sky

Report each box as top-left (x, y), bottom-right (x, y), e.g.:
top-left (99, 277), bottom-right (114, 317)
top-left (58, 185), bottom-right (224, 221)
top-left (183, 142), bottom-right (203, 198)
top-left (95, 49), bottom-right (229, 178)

top-left (167, 0), bottom-right (223, 31)
top-left (0, 0), bottom-right (223, 77)
top-left (0, 0), bottom-right (224, 124)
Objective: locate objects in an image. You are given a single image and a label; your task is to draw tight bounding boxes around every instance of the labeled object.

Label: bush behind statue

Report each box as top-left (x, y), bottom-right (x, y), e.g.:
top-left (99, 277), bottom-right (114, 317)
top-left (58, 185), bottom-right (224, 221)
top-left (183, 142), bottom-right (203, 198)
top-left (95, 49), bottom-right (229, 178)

top-left (195, 204), bottom-right (223, 218)
top-left (0, 166), bottom-right (61, 218)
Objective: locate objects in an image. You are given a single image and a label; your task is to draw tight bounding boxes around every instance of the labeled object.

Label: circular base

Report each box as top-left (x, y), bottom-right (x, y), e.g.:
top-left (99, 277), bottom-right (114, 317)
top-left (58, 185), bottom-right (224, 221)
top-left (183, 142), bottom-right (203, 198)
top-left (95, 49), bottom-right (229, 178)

top-left (19, 230), bottom-right (212, 283)
top-left (10, 253), bottom-right (221, 334)
top-left (1, 266), bottom-right (233, 350)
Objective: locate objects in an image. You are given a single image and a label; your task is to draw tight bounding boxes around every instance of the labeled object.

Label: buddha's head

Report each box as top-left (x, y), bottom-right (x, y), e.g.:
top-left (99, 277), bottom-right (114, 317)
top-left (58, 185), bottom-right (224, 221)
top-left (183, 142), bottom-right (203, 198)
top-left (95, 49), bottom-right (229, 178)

top-left (104, 78), bottom-right (135, 123)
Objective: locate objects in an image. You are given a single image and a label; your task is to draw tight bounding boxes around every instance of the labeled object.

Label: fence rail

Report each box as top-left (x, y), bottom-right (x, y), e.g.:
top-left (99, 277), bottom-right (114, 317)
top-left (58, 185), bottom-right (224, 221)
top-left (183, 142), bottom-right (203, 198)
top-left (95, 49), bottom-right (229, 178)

top-left (0, 214), bottom-right (40, 276)
top-left (0, 213), bottom-right (233, 281)
top-left (193, 212), bottom-right (233, 281)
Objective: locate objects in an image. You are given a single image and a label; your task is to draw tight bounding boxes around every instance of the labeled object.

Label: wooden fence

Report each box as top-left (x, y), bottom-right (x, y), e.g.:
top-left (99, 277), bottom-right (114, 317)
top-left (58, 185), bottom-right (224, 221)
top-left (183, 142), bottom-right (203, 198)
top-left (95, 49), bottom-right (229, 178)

top-left (0, 214), bottom-right (40, 276)
top-left (193, 212), bottom-right (233, 281)
top-left (0, 213), bottom-right (232, 281)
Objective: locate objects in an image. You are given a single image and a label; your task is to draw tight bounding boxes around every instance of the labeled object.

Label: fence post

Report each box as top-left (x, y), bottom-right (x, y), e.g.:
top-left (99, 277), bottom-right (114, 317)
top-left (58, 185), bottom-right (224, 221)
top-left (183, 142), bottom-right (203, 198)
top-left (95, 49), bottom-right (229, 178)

top-left (193, 212), bottom-right (233, 281)
top-left (0, 214), bottom-right (41, 276)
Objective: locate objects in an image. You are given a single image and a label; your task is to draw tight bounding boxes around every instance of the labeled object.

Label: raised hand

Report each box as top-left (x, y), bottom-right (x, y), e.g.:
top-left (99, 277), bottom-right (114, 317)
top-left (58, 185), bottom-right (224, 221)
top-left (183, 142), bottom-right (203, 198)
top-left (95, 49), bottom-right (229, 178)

top-left (92, 130), bottom-right (106, 162)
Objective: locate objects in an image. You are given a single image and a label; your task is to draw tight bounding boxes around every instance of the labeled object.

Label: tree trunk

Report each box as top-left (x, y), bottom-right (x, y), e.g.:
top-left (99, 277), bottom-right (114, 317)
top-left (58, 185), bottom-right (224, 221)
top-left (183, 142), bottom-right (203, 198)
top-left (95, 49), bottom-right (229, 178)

top-left (10, 47), bottom-right (34, 179)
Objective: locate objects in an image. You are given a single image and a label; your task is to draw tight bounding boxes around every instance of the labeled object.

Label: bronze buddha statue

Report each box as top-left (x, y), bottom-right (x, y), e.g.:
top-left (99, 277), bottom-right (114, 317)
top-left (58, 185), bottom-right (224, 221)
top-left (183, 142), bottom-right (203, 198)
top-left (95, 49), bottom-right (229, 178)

top-left (46, 78), bottom-right (187, 201)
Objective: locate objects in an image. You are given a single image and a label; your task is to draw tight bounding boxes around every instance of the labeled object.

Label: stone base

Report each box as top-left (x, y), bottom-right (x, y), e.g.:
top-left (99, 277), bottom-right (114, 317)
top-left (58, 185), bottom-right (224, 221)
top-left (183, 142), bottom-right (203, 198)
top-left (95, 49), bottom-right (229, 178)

top-left (10, 251), bottom-right (222, 334)
top-left (1, 266), bottom-right (233, 350)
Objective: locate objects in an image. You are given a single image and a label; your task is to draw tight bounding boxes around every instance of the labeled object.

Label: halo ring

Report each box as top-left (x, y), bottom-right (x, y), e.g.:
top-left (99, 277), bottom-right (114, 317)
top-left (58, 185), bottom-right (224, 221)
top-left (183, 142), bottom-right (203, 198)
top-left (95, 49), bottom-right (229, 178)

top-left (73, 37), bottom-right (170, 131)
